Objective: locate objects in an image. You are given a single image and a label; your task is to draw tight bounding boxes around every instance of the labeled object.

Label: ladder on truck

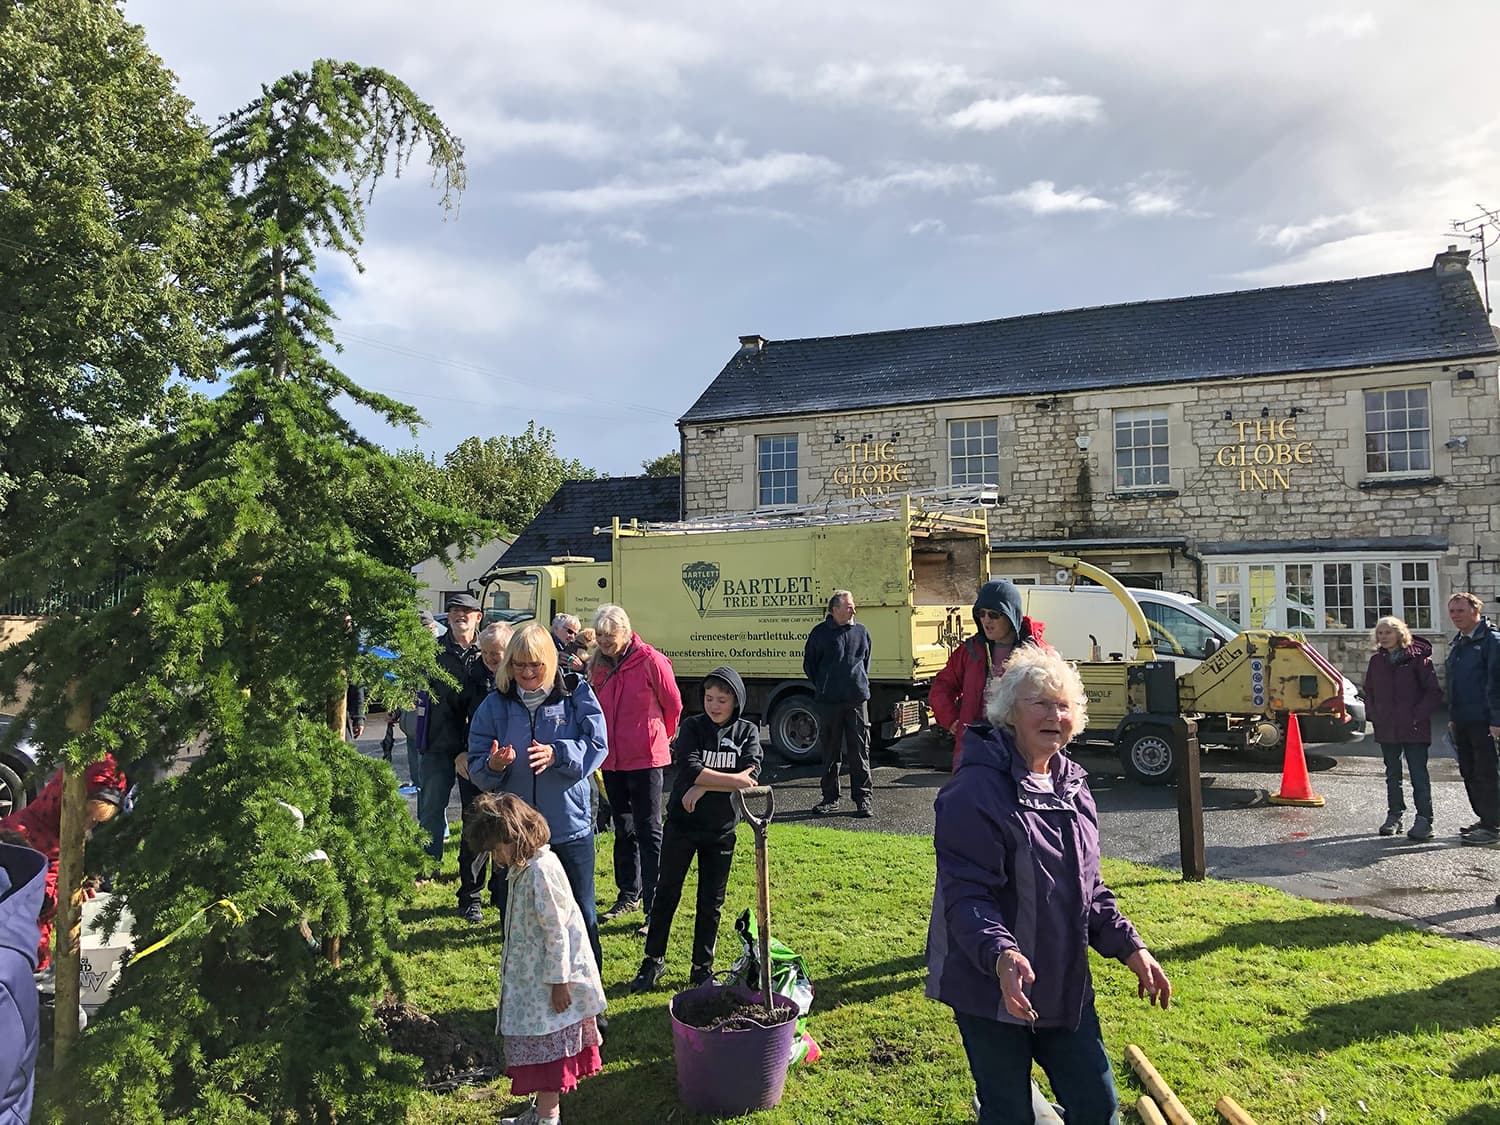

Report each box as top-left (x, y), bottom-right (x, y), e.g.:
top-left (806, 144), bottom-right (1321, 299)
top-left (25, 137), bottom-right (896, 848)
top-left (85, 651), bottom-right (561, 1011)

top-left (600, 486), bottom-right (999, 537)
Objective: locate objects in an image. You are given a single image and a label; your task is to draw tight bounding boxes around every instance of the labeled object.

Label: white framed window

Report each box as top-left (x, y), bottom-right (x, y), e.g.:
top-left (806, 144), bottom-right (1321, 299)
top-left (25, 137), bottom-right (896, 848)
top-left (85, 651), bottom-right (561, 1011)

top-left (1208, 553), bottom-right (1441, 632)
top-left (948, 418), bottom-right (999, 487)
top-left (1364, 386), bottom-right (1431, 475)
top-left (757, 434), bottom-right (798, 507)
top-left (1114, 407), bottom-right (1170, 490)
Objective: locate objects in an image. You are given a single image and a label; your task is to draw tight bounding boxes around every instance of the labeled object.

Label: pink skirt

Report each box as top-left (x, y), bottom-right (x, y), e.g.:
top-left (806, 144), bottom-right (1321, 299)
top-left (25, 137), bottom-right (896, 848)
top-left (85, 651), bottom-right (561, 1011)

top-left (505, 1016), bottom-right (603, 1095)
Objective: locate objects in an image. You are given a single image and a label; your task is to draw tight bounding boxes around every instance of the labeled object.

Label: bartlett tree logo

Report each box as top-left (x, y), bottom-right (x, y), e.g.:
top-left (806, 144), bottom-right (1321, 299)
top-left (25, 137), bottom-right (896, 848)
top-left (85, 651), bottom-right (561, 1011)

top-left (681, 561), bottom-right (721, 617)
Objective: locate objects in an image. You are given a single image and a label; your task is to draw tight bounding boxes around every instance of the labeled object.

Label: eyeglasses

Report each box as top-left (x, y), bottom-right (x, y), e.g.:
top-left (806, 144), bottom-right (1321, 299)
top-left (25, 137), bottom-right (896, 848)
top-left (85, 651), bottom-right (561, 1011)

top-left (563, 628), bottom-right (578, 636)
top-left (978, 610), bottom-right (1005, 621)
top-left (511, 661), bottom-right (546, 673)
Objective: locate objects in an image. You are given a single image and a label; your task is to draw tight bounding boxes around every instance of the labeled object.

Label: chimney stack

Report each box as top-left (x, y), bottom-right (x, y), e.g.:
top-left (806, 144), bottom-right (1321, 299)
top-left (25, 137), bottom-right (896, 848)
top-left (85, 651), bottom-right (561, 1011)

top-left (1434, 244), bottom-right (1471, 276)
top-left (738, 334), bottom-right (767, 354)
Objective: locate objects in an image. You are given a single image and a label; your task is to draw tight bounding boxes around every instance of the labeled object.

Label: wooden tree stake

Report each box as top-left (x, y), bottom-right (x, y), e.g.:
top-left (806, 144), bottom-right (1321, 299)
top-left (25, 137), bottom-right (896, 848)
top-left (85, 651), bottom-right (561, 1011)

top-left (1137, 1095), bottom-right (1170, 1125)
top-left (53, 690), bottom-right (92, 1063)
top-left (1125, 1044), bottom-right (1199, 1125)
top-left (1215, 1095), bottom-right (1259, 1125)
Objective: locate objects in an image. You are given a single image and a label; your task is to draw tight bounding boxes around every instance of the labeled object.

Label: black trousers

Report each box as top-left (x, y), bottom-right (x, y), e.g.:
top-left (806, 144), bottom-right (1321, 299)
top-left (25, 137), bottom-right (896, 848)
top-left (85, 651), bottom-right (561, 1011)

top-left (644, 821), bottom-right (738, 968)
top-left (456, 774), bottom-right (504, 910)
top-left (819, 700), bottom-right (872, 806)
top-left (1453, 722), bottom-right (1500, 829)
top-left (603, 767), bottom-right (664, 912)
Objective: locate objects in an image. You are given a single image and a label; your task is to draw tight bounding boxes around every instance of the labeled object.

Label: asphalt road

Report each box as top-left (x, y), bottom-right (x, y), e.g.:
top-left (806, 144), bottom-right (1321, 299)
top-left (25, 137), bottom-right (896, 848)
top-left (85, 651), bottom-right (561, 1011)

top-left (373, 712), bottom-right (1500, 946)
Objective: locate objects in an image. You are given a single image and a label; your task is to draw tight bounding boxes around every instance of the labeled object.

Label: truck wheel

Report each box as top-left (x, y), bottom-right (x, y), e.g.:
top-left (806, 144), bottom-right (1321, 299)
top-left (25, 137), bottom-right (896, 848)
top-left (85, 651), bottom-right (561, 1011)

top-left (769, 696), bottom-right (822, 764)
top-left (0, 761), bottom-right (27, 818)
top-left (1118, 726), bottom-right (1177, 786)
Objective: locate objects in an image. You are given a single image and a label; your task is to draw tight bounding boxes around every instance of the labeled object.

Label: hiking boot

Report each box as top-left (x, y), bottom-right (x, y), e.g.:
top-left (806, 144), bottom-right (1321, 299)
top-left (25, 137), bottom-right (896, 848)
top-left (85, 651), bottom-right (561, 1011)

top-left (1462, 827), bottom-right (1500, 846)
top-left (629, 956), bottom-right (667, 993)
top-left (689, 963), bottom-right (714, 987)
top-left (812, 798), bottom-right (840, 815)
top-left (1378, 812), bottom-right (1402, 837)
top-left (601, 896), bottom-right (640, 922)
top-left (1407, 816), bottom-right (1434, 841)
top-left (459, 902), bottom-right (483, 924)
top-left (854, 802), bottom-right (874, 819)
top-left (1461, 820), bottom-right (1485, 836)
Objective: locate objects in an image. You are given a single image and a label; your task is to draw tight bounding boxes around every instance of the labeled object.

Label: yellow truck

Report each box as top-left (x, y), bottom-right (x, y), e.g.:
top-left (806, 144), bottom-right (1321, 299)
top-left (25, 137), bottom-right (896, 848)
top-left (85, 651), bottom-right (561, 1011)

top-left (477, 494), bottom-right (990, 761)
top-left (1050, 556), bottom-right (1350, 784)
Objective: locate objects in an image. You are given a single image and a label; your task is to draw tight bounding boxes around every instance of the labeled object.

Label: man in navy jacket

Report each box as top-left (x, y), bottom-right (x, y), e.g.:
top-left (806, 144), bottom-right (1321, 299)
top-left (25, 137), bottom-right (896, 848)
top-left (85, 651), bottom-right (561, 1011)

top-left (1447, 592), bottom-right (1500, 845)
top-left (804, 590), bottom-right (874, 817)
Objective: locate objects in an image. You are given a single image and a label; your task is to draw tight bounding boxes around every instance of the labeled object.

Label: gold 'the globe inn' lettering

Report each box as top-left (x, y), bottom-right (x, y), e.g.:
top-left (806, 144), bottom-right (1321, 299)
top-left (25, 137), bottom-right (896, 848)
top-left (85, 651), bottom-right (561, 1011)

top-left (830, 441), bottom-right (912, 497)
top-left (1214, 418), bottom-right (1314, 491)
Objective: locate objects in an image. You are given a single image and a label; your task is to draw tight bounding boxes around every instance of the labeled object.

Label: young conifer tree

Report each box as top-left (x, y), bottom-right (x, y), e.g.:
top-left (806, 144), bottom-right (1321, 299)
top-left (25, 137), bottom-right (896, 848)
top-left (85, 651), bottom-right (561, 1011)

top-left (10, 59), bottom-right (483, 1122)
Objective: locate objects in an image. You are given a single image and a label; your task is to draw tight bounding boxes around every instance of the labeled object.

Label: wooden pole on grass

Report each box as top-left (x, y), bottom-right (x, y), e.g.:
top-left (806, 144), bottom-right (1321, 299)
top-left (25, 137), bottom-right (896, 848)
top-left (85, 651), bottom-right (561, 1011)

top-left (1137, 1095), bottom-right (1170, 1125)
top-left (1125, 1044), bottom-right (1199, 1125)
top-left (1215, 1095), bottom-right (1260, 1125)
top-left (52, 688), bottom-right (91, 1064)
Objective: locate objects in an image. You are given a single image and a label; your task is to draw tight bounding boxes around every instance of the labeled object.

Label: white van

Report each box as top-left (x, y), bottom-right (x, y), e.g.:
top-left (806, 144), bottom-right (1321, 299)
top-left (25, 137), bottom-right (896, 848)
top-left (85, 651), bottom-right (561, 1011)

top-left (1016, 584), bottom-right (1365, 741)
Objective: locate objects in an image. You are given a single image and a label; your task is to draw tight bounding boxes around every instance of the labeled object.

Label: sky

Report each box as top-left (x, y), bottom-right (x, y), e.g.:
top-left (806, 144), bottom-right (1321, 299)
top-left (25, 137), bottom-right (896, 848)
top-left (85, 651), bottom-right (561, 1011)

top-left (127, 0), bottom-right (1500, 476)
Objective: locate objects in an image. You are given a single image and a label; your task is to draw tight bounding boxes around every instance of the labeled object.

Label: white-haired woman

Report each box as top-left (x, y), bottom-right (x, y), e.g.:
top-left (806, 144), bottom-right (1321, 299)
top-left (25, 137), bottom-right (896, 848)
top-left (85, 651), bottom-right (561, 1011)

top-left (590, 604), bottom-right (683, 929)
top-left (925, 646), bottom-right (1171, 1124)
top-left (1363, 615), bottom-right (1442, 840)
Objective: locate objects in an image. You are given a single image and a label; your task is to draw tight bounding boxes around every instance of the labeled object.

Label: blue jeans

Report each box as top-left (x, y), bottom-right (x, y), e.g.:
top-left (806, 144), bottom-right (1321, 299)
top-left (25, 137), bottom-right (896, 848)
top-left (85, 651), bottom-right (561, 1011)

top-left (955, 1004), bottom-right (1120, 1125)
top-left (495, 834), bottom-right (603, 973)
top-left (1381, 742), bottom-right (1432, 820)
top-left (416, 751), bottom-right (457, 863)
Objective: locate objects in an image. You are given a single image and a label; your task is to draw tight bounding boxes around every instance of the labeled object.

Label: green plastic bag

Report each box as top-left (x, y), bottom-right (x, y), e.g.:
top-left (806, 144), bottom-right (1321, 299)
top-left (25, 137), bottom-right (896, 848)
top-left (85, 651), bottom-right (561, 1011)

top-left (729, 909), bottom-right (821, 1065)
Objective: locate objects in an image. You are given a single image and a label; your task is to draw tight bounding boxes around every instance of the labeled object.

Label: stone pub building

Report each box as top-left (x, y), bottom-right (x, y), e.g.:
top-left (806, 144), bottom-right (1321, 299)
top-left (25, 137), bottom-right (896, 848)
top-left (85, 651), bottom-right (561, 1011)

top-left (676, 248), bottom-right (1500, 679)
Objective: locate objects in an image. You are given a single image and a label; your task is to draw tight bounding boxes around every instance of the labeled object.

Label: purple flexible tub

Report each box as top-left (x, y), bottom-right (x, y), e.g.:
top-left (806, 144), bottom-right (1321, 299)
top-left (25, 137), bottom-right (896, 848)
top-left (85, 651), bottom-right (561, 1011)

top-left (669, 983), bottom-right (799, 1115)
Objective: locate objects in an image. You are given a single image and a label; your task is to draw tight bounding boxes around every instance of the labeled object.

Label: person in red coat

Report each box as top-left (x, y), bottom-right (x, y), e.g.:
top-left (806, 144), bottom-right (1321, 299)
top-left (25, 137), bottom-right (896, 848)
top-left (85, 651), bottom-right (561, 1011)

top-left (930, 580), bottom-right (1049, 771)
top-left (589, 604), bottom-right (683, 929)
top-left (0, 755), bottom-right (127, 970)
top-left (1363, 616), bottom-right (1443, 841)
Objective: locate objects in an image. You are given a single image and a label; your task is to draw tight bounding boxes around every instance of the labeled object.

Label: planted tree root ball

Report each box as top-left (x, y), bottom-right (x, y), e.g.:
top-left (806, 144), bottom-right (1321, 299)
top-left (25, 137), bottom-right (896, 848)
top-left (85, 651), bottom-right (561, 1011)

top-left (674, 987), bottom-right (796, 1031)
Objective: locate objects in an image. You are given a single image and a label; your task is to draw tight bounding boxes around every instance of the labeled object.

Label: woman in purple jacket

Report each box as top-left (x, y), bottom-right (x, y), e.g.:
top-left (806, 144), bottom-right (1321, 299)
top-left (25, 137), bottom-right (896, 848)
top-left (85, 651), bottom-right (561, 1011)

top-left (1363, 616), bottom-right (1443, 841)
top-left (926, 646), bottom-right (1171, 1124)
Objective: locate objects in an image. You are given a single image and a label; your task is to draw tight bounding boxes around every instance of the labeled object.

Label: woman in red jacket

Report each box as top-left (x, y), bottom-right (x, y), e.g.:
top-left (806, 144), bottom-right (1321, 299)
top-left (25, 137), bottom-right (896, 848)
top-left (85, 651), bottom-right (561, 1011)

top-left (590, 604), bottom-right (683, 931)
top-left (930, 580), bottom-right (1048, 771)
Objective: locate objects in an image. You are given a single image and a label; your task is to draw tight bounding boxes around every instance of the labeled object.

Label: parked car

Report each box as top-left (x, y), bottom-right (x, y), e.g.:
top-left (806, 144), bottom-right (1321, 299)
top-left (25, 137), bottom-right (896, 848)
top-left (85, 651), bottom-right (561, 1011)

top-left (0, 716), bottom-right (41, 817)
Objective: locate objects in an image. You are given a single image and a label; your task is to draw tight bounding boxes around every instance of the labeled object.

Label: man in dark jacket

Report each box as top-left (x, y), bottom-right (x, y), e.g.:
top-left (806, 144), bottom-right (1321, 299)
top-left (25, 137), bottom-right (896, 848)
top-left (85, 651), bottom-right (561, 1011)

top-left (416, 593), bottom-right (486, 883)
top-left (1446, 593), bottom-right (1500, 845)
top-left (804, 590), bottom-right (874, 817)
top-left (0, 839), bottom-right (45, 1123)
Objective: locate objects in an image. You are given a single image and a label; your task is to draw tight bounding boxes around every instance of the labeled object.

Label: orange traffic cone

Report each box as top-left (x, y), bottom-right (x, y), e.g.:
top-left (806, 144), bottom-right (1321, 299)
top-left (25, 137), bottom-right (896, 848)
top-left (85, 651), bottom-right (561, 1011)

top-left (1268, 714), bottom-right (1325, 807)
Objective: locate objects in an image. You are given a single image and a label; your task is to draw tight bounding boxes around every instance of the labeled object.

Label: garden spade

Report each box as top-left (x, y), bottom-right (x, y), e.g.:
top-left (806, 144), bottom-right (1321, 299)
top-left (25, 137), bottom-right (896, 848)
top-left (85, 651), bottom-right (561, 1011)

top-left (732, 785), bottom-right (776, 1004)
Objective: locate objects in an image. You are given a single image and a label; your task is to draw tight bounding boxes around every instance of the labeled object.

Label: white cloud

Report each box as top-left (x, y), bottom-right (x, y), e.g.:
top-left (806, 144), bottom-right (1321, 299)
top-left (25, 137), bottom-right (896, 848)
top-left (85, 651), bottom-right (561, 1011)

top-left (1122, 173), bottom-right (1201, 218)
top-left (908, 218), bottom-right (946, 236)
top-left (841, 162), bottom-right (991, 206)
top-left (525, 242), bottom-right (604, 293)
top-left (945, 93), bottom-right (1102, 131)
top-left (1309, 11), bottom-right (1378, 39)
top-left (1257, 209), bottom-right (1377, 252)
top-left (1234, 229), bottom-right (1441, 286)
top-left (444, 109), bottom-right (619, 161)
top-left (519, 152), bottom-right (842, 214)
top-left (980, 180), bottom-right (1114, 215)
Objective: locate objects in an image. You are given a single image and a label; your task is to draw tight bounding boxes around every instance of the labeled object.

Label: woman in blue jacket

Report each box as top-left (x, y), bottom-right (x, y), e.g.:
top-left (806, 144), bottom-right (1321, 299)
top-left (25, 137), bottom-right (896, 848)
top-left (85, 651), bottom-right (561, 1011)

top-left (926, 646), bottom-right (1171, 1124)
top-left (468, 623), bottom-right (609, 970)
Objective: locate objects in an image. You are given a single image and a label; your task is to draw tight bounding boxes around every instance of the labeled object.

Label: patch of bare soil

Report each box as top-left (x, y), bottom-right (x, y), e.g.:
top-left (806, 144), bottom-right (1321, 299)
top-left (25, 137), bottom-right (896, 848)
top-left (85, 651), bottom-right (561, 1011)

top-left (375, 993), bottom-right (503, 1090)
top-left (674, 986), bottom-right (796, 1032)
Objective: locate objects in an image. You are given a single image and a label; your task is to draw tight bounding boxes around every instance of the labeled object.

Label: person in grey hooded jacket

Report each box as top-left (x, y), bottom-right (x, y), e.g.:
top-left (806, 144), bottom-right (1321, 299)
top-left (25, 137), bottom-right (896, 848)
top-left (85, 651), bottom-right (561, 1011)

top-left (926, 646), bottom-right (1170, 1124)
top-left (0, 838), bottom-right (45, 1124)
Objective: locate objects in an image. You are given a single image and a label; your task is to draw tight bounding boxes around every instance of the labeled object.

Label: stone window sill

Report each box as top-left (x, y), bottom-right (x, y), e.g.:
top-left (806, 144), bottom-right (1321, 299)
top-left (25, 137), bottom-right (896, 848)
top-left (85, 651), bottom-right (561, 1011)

top-left (1357, 476), bottom-right (1443, 491)
top-left (1109, 488), bottom-right (1180, 501)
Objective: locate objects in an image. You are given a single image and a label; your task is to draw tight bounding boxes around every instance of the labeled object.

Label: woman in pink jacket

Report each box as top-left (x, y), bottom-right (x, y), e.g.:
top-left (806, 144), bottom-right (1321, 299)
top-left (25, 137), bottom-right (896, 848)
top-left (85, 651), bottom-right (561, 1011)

top-left (590, 604), bottom-right (683, 931)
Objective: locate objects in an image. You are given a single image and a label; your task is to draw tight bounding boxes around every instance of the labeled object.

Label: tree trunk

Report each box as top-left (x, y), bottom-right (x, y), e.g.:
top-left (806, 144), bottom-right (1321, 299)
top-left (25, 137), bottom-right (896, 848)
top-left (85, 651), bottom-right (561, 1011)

top-left (52, 691), bottom-right (92, 1063)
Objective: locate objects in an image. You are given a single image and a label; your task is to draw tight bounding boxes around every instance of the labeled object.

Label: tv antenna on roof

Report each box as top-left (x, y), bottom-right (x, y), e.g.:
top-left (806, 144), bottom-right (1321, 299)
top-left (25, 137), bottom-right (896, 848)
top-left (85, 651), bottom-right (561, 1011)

top-left (1451, 206), bottom-right (1499, 314)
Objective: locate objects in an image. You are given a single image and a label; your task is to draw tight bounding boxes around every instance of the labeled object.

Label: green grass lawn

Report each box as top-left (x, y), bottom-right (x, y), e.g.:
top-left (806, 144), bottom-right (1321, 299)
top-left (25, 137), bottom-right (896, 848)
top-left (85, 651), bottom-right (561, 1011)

top-left (399, 825), bottom-right (1500, 1124)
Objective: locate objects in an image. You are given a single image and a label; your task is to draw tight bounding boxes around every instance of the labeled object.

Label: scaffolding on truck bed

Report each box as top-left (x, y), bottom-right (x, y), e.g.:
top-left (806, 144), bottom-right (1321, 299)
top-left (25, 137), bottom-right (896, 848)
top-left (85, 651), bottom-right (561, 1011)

top-left (598, 487), bottom-right (999, 537)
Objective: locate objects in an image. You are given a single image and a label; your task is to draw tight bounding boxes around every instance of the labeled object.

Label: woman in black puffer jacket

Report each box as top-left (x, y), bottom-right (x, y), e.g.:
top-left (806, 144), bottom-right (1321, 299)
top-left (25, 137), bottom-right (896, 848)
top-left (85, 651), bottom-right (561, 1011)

top-left (1363, 616), bottom-right (1443, 841)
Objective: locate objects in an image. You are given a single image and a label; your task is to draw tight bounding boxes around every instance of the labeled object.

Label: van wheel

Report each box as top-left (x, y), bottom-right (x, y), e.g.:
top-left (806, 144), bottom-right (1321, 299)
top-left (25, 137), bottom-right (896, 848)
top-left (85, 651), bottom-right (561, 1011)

top-left (0, 761), bottom-right (27, 818)
top-left (1118, 726), bottom-right (1177, 785)
top-left (769, 696), bottom-right (821, 764)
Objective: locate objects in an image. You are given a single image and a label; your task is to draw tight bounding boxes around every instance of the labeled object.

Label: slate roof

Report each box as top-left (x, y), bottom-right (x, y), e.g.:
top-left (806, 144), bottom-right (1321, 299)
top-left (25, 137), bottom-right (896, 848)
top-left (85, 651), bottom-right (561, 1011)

top-left (496, 475), bottom-right (682, 566)
top-left (680, 263), bottom-right (1499, 425)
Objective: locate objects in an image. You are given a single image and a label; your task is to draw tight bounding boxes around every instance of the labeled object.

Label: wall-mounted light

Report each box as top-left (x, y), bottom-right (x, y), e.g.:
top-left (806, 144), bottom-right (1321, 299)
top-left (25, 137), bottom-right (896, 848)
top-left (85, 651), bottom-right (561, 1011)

top-left (1288, 407), bottom-right (1303, 417)
top-left (1075, 434), bottom-right (1093, 450)
top-left (1222, 410), bottom-right (1233, 421)
top-left (889, 431), bottom-right (901, 441)
top-left (861, 433), bottom-right (874, 443)
top-left (1457, 368), bottom-right (1477, 381)
top-left (700, 426), bottom-right (724, 437)
top-left (1445, 435), bottom-right (1469, 451)
top-left (831, 433), bottom-right (845, 444)
top-left (1260, 406), bottom-right (1270, 419)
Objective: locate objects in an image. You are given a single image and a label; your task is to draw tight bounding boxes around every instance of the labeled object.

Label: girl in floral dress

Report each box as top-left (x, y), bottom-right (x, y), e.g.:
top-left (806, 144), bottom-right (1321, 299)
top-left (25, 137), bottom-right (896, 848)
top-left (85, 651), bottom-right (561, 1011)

top-left (465, 792), bottom-right (606, 1125)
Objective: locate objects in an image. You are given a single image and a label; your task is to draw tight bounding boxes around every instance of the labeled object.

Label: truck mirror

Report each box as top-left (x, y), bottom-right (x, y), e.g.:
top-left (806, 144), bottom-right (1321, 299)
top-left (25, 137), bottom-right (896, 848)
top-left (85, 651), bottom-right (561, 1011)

top-left (1202, 636), bottom-right (1222, 658)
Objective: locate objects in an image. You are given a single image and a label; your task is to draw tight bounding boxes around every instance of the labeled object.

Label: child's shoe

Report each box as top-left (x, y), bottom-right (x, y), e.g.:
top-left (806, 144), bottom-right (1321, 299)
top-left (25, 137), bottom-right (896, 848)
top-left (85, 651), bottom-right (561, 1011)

top-left (629, 956), bottom-right (667, 993)
top-left (501, 1105), bottom-right (556, 1125)
top-left (688, 963), bottom-right (713, 987)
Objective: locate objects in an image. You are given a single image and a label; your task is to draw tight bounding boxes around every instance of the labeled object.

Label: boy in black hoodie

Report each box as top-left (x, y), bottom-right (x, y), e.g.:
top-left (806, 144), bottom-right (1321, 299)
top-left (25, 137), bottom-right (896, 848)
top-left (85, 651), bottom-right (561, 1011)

top-left (630, 666), bottom-right (762, 992)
